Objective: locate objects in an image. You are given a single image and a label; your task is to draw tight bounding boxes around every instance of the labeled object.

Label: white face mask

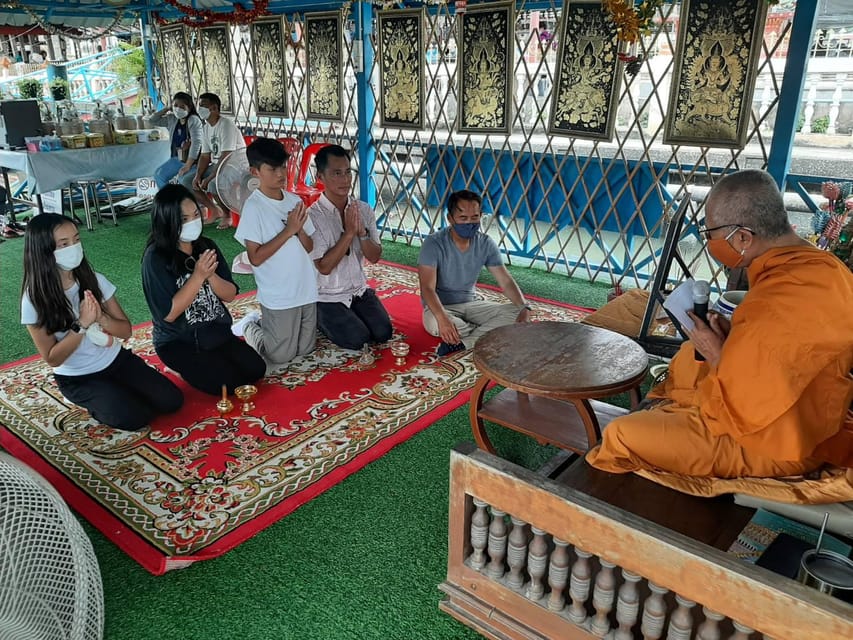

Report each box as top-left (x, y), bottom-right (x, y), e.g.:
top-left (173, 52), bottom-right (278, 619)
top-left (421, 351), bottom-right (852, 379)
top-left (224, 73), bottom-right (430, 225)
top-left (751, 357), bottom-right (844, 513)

top-left (179, 217), bottom-right (203, 243)
top-left (173, 107), bottom-right (189, 119)
top-left (54, 243), bottom-right (84, 271)
top-left (197, 106), bottom-right (210, 121)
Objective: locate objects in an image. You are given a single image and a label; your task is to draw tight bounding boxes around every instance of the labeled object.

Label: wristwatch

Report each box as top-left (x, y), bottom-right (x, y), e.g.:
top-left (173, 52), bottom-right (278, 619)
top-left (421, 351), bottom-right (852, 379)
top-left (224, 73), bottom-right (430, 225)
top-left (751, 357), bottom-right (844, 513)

top-left (70, 321), bottom-right (86, 335)
top-left (519, 303), bottom-right (532, 312)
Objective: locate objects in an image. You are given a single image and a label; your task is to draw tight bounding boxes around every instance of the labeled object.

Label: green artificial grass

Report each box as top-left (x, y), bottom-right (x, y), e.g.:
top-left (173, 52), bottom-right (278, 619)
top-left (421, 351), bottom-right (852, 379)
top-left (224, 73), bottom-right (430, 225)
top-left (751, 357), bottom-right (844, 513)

top-left (0, 212), bottom-right (624, 640)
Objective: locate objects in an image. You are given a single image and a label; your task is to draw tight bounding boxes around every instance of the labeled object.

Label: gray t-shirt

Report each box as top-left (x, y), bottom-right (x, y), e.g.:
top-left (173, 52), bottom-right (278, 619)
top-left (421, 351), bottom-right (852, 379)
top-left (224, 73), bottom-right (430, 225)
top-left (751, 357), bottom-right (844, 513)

top-left (418, 227), bottom-right (503, 305)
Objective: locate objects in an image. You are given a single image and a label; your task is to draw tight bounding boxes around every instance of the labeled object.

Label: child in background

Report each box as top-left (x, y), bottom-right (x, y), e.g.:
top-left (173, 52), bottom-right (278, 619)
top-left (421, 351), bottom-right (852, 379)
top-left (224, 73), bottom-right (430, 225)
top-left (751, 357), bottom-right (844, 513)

top-left (233, 137), bottom-right (318, 366)
top-left (21, 214), bottom-right (183, 431)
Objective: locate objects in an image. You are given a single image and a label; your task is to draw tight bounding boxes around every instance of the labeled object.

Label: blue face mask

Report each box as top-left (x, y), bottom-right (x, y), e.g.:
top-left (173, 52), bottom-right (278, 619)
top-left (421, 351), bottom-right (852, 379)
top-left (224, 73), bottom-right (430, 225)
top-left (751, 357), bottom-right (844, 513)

top-left (453, 222), bottom-right (480, 239)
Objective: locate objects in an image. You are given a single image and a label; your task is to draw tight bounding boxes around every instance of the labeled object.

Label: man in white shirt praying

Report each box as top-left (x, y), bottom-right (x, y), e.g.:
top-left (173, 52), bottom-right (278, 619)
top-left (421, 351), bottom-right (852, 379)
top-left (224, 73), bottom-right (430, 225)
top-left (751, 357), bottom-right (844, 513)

top-left (307, 145), bottom-right (393, 350)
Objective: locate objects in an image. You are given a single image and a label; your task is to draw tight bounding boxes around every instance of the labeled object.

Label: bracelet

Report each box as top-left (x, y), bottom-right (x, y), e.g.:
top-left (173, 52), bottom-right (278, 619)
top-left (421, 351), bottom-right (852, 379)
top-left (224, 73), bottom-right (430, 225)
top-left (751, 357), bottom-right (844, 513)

top-left (519, 303), bottom-right (532, 311)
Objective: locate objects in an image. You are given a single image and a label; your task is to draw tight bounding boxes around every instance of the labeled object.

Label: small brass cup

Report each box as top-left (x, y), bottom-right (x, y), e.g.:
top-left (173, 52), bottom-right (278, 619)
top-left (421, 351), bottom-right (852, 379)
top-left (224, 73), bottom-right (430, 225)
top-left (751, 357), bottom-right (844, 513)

top-left (390, 341), bottom-right (410, 366)
top-left (235, 384), bottom-right (258, 414)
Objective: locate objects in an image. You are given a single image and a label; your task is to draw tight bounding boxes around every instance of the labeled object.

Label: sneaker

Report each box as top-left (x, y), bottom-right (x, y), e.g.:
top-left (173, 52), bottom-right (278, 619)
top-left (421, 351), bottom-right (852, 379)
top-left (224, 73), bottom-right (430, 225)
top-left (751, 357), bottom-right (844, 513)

top-left (231, 310), bottom-right (261, 337)
top-left (436, 341), bottom-right (466, 357)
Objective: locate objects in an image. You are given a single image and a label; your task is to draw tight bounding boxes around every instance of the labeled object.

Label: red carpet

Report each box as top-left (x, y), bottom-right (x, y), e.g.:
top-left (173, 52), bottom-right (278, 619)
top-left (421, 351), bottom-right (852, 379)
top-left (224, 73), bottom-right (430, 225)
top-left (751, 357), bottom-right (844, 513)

top-left (0, 262), bottom-right (589, 574)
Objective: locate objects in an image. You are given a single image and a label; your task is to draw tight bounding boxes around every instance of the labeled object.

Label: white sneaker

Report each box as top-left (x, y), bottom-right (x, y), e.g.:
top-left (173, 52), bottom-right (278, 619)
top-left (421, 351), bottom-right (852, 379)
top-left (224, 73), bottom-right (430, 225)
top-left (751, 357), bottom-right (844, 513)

top-left (231, 310), bottom-right (261, 337)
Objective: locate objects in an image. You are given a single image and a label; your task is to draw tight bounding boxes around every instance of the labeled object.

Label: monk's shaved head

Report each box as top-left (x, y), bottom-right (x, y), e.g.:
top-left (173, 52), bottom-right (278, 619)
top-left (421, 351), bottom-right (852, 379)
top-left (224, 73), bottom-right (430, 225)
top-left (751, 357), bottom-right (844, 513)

top-left (706, 169), bottom-right (791, 239)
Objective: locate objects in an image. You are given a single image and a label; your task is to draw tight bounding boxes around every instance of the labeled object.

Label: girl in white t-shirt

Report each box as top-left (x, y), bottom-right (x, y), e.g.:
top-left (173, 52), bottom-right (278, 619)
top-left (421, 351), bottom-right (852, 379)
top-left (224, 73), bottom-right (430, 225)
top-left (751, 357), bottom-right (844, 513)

top-left (21, 214), bottom-right (183, 431)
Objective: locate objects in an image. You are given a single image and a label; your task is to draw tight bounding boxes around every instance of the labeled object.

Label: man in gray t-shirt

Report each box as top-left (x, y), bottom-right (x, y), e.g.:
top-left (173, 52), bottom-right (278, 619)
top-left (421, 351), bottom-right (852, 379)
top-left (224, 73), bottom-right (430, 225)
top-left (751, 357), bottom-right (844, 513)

top-left (418, 190), bottom-right (531, 356)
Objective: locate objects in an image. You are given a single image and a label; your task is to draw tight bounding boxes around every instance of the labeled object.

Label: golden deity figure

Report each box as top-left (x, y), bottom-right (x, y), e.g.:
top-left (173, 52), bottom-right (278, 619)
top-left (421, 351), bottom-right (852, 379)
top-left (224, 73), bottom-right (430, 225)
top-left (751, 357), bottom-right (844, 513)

top-left (555, 40), bottom-right (607, 129)
top-left (465, 32), bottom-right (501, 127)
top-left (384, 37), bottom-right (418, 122)
top-left (678, 33), bottom-right (742, 138)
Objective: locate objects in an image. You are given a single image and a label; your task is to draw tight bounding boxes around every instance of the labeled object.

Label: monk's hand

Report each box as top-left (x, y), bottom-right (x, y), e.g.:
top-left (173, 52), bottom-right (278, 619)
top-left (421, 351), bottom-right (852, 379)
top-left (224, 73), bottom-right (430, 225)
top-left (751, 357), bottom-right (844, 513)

top-left (515, 307), bottom-right (531, 323)
top-left (686, 311), bottom-right (725, 368)
top-left (708, 312), bottom-right (731, 339)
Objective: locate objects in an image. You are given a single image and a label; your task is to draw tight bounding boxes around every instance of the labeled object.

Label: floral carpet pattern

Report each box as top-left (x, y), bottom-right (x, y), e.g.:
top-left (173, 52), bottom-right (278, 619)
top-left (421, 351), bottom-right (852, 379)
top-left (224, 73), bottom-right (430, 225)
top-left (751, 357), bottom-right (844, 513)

top-left (0, 263), bottom-right (589, 574)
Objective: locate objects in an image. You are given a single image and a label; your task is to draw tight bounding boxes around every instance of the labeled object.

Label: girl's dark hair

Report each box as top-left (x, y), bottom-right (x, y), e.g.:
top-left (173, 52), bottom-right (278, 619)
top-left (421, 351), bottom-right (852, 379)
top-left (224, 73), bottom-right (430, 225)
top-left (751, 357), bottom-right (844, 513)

top-left (22, 213), bottom-right (104, 334)
top-left (146, 184), bottom-right (216, 274)
top-left (172, 91), bottom-right (198, 117)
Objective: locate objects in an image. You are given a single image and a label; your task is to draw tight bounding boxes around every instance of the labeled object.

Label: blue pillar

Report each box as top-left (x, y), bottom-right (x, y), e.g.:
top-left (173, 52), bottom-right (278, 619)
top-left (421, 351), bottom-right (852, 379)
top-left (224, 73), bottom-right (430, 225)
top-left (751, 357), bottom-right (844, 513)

top-left (355, 1), bottom-right (377, 207)
top-left (140, 13), bottom-right (161, 108)
top-left (766, 0), bottom-right (819, 189)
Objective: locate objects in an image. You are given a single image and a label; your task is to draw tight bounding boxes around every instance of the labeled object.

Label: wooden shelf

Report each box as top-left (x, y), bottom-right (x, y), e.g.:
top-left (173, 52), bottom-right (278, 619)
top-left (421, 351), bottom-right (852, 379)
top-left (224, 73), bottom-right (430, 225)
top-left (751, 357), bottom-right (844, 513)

top-left (477, 389), bottom-right (628, 454)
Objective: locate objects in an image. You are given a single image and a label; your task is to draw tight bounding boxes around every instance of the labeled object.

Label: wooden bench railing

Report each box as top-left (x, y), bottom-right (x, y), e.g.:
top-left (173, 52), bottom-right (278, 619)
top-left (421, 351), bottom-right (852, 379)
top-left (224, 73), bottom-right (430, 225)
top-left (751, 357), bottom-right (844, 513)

top-left (440, 444), bottom-right (853, 640)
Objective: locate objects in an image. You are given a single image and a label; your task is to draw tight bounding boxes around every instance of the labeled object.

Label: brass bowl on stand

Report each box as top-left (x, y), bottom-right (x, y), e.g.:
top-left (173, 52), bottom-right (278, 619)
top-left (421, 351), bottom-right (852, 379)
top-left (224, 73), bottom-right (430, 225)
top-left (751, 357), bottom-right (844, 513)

top-left (390, 341), bottom-right (410, 366)
top-left (235, 385), bottom-right (258, 414)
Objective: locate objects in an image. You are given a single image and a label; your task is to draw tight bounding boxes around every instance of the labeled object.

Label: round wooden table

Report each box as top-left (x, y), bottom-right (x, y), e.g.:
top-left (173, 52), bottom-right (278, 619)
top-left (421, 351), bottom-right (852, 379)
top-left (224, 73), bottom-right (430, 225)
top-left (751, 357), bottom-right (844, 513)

top-left (470, 321), bottom-right (649, 455)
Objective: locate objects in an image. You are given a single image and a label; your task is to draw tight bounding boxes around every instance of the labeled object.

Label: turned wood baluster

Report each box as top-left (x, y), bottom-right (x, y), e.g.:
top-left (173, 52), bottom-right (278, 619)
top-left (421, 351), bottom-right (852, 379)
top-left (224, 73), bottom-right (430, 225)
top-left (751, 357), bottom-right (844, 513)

top-left (641, 581), bottom-right (669, 640)
top-left (590, 558), bottom-right (616, 637)
top-left (696, 607), bottom-right (725, 640)
top-left (506, 516), bottom-right (529, 590)
top-left (727, 621), bottom-right (755, 640)
top-left (547, 538), bottom-right (570, 612)
top-left (469, 498), bottom-right (490, 570)
top-left (614, 569), bottom-right (641, 640)
top-left (525, 526), bottom-right (548, 601)
top-left (568, 548), bottom-right (593, 625)
top-left (486, 508), bottom-right (508, 579)
top-left (666, 595), bottom-right (696, 640)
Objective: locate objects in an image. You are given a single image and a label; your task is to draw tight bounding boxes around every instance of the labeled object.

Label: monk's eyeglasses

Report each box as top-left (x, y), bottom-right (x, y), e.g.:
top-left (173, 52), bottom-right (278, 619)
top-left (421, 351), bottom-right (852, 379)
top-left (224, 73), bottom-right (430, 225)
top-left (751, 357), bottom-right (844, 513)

top-left (699, 223), bottom-right (755, 241)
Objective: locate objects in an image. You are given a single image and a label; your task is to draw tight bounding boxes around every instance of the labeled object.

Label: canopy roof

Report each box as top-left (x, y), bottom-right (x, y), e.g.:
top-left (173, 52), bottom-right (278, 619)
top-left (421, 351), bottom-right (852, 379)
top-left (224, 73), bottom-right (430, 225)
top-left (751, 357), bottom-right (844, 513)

top-left (0, 1), bottom-right (339, 29)
top-left (0, 1), bottom-right (848, 31)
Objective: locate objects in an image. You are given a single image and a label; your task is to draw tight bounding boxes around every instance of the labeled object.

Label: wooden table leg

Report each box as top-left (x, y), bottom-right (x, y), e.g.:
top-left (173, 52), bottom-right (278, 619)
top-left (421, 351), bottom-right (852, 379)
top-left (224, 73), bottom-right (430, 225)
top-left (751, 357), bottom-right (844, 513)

top-left (572, 398), bottom-right (602, 449)
top-left (468, 375), bottom-right (496, 454)
top-left (629, 385), bottom-right (642, 410)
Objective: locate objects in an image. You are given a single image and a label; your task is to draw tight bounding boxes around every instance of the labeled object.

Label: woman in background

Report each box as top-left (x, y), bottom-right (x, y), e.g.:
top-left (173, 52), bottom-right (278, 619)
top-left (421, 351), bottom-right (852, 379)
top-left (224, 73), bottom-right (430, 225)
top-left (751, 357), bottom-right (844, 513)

top-left (142, 184), bottom-right (265, 395)
top-left (21, 214), bottom-right (183, 431)
top-left (150, 91), bottom-right (204, 189)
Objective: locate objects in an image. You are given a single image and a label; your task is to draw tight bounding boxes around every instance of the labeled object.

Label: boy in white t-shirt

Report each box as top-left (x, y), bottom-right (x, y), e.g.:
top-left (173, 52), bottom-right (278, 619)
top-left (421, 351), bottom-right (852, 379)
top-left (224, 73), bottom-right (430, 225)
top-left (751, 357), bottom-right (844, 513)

top-left (233, 137), bottom-right (317, 366)
top-left (191, 92), bottom-right (246, 230)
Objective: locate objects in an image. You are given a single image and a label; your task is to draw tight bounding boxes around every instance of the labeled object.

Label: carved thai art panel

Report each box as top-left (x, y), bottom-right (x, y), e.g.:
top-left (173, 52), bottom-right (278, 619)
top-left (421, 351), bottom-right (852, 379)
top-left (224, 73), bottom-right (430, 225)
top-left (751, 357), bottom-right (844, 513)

top-left (159, 25), bottom-right (191, 99)
top-left (378, 9), bottom-right (424, 130)
top-left (305, 12), bottom-right (342, 122)
top-left (457, 3), bottom-right (515, 134)
top-left (549, 1), bottom-right (622, 140)
top-left (664, 0), bottom-right (768, 148)
top-left (251, 18), bottom-right (288, 117)
top-left (200, 26), bottom-right (235, 114)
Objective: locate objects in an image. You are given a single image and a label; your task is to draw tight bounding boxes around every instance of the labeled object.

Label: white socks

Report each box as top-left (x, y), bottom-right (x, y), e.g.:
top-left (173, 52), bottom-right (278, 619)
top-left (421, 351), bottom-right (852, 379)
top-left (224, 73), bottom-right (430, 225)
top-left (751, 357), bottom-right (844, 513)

top-left (231, 310), bottom-right (261, 338)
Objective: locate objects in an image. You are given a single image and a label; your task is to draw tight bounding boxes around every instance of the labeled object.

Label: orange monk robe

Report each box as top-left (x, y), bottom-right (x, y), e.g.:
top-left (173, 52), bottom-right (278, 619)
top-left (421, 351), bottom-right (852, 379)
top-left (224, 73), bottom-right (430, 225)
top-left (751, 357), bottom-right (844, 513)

top-left (587, 245), bottom-right (853, 478)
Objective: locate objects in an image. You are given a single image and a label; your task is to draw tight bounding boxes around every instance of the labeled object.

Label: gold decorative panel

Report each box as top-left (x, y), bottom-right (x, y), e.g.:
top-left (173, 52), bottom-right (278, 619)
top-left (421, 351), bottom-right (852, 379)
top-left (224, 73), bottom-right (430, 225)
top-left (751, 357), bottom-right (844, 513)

top-left (251, 17), bottom-right (288, 117)
top-left (457, 2), bottom-right (515, 134)
top-left (159, 25), bottom-right (191, 100)
top-left (549, 1), bottom-right (621, 141)
top-left (378, 9), bottom-right (424, 130)
top-left (200, 26), bottom-right (235, 115)
top-left (664, 0), bottom-right (768, 148)
top-left (305, 12), bottom-right (342, 122)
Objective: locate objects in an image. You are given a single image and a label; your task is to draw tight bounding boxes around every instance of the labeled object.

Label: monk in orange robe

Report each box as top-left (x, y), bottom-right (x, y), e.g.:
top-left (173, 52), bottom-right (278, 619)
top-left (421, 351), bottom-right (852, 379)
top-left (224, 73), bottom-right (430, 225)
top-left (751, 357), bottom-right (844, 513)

top-left (587, 169), bottom-right (853, 478)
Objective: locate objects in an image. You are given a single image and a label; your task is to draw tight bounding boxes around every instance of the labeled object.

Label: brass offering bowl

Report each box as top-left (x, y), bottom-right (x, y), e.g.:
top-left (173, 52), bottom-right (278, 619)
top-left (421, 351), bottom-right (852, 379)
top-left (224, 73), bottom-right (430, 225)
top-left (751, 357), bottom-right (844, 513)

top-left (390, 341), bottom-right (410, 366)
top-left (235, 384), bottom-right (258, 414)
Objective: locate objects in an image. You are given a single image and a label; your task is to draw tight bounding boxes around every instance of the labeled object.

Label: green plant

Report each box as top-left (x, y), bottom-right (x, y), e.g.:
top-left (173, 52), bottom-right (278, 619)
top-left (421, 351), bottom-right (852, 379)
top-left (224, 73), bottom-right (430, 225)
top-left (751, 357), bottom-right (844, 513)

top-left (811, 115), bottom-right (830, 134)
top-left (49, 77), bottom-right (70, 101)
top-left (111, 43), bottom-right (146, 88)
top-left (16, 78), bottom-right (42, 99)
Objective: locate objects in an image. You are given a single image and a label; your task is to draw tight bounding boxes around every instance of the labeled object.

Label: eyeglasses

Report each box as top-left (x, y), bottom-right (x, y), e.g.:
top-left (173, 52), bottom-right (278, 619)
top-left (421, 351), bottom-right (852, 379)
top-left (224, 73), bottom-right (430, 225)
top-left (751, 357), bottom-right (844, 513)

top-left (698, 223), bottom-right (755, 241)
top-left (325, 169), bottom-right (356, 180)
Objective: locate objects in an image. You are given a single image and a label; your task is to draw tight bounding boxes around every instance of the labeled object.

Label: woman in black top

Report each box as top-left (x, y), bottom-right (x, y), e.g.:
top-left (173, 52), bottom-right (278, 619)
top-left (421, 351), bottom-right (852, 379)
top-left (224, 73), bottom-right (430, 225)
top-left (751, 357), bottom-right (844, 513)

top-left (142, 184), bottom-right (265, 395)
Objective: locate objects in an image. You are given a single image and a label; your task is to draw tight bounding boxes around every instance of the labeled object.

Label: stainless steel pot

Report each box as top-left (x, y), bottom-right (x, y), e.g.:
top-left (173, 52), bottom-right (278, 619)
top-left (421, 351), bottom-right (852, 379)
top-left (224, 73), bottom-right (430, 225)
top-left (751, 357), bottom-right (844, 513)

top-left (797, 549), bottom-right (853, 602)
